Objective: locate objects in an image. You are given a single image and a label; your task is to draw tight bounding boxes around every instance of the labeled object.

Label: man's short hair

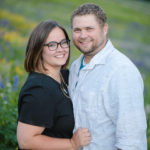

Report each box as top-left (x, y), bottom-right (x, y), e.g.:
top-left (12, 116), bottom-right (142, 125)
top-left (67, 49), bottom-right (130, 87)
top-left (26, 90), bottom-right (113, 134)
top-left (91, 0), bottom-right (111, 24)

top-left (71, 3), bottom-right (107, 27)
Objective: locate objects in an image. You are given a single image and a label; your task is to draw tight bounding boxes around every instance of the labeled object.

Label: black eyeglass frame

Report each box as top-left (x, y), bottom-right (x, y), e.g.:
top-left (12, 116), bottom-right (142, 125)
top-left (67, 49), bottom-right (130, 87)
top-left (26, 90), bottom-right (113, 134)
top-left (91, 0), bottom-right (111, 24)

top-left (43, 39), bottom-right (70, 51)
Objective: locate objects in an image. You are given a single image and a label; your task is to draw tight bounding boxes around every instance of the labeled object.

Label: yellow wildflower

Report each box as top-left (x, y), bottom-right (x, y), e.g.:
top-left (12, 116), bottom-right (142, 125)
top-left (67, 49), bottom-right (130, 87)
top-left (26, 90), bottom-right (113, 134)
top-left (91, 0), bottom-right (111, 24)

top-left (15, 66), bottom-right (23, 75)
top-left (0, 58), bottom-right (6, 63)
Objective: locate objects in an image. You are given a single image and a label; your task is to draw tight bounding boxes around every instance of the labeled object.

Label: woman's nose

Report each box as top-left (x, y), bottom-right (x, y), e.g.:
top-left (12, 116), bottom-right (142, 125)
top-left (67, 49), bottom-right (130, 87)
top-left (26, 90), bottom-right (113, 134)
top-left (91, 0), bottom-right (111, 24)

top-left (56, 43), bottom-right (64, 51)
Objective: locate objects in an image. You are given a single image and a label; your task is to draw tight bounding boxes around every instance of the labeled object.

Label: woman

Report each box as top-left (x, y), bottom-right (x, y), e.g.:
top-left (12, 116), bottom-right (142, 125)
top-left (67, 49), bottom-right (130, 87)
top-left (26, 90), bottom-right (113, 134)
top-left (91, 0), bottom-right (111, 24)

top-left (17, 20), bottom-right (90, 150)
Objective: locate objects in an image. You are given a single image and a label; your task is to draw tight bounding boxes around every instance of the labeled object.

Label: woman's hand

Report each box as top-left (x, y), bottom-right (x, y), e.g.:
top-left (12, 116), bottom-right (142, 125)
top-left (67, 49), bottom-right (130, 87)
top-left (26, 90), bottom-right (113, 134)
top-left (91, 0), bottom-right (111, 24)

top-left (70, 127), bottom-right (91, 150)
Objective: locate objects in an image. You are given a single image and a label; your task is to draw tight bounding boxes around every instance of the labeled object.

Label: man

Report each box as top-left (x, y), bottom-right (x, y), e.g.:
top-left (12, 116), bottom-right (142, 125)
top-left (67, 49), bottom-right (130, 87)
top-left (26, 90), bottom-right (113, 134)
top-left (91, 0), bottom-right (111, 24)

top-left (69, 3), bottom-right (147, 150)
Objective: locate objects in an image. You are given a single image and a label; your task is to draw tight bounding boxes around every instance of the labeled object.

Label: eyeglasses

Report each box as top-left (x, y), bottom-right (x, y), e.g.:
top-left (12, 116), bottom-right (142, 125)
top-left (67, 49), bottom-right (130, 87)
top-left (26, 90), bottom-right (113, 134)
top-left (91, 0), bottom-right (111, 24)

top-left (43, 39), bottom-right (70, 51)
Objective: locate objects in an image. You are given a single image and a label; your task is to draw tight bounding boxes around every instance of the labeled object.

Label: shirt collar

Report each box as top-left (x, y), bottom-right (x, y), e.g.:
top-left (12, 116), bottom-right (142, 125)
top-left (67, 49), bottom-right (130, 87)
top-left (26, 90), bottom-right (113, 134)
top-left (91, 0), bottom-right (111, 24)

top-left (86, 40), bottom-right (114, 69)
top-left (73, 54), bottom-right (84, 74)
top-left (74, 40), bottom-right (114, 71)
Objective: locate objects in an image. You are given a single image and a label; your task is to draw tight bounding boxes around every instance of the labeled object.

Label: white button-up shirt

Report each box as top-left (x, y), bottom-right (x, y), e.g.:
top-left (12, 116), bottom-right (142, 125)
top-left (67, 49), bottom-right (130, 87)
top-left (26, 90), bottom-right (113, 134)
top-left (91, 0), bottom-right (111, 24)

top-left (69, 40), bottom-right (147, 150)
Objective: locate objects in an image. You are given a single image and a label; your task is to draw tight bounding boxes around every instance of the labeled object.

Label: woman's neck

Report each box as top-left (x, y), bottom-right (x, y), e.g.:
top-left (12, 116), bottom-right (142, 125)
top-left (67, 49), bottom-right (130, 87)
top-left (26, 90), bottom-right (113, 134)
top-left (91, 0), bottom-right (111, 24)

top-left (36, 64), bottom-right (61, 83)
top-left (45, 68), bottom-right (61, 83)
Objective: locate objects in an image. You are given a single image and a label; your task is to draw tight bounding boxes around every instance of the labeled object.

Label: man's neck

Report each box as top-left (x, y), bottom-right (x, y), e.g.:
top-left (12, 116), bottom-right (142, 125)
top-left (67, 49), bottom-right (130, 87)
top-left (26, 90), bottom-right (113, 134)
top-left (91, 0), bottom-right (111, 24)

top-left (84, 39), bottom-right (108, 64)
top-left (84, 55), bottom-right (92, 64)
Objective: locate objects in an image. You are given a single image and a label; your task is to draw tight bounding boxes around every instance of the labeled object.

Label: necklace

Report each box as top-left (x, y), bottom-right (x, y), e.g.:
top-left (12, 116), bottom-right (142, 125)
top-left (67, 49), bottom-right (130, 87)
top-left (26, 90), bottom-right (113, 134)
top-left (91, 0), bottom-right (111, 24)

top-left (60, 73), bottom-right (71, 99)
top-left (45, 71), bottom-right (61, 83)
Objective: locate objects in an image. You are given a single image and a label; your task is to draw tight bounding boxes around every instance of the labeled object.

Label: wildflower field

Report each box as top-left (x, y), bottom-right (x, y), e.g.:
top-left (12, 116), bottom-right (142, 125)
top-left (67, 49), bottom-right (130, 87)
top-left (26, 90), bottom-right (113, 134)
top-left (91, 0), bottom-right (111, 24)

top-left (0, 0), bottom-right (150, 149)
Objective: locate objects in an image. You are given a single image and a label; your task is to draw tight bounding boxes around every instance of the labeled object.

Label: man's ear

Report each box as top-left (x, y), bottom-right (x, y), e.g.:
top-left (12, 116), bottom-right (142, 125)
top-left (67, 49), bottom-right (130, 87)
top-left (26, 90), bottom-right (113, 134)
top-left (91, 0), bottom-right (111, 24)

top-left (103, 23), bottom-right (108, 36)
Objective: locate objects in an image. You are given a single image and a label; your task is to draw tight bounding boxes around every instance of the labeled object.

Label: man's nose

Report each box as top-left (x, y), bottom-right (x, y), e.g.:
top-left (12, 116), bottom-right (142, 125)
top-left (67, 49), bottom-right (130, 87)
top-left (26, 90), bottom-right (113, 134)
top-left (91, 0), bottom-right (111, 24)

top-left (80, 30), bottom-right (87, 39)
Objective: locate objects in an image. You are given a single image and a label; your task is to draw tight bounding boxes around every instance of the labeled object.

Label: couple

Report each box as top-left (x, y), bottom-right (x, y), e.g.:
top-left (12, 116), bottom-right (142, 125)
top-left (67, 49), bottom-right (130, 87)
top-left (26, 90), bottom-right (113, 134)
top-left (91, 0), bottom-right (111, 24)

top-left (17, 3), bottom-right (147, 150)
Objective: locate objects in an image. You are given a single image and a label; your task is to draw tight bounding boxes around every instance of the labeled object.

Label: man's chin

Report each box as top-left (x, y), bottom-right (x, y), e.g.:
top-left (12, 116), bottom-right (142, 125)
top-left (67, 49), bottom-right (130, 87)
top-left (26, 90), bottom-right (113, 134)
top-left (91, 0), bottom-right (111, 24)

top-left (79, 48), bottom-right (93, 55)
top-left (78, 47), bottom-right (89, 53)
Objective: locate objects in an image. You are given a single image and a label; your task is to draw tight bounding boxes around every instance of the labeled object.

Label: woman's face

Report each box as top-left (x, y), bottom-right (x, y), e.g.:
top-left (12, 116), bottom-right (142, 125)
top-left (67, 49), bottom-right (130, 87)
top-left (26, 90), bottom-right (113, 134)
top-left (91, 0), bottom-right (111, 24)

top-left (42, 27), bottom-right (69, 70)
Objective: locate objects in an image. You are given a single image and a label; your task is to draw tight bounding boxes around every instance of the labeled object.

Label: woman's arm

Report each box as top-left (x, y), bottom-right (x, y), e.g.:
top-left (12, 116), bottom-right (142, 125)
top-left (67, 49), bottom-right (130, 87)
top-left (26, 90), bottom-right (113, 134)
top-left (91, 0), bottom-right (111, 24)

top-left (17, 121), bottom-right (90, 150)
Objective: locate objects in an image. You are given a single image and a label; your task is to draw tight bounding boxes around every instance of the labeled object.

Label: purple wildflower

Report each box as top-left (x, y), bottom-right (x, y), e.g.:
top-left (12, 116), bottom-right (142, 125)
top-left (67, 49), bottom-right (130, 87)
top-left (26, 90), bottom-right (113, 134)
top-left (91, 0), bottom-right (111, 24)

top-left (0, 76), bottom-right (4, 89)
top-left (12, 75), bottom-right (19, 91)
top-left (3, 96), bottom-right (7, 101)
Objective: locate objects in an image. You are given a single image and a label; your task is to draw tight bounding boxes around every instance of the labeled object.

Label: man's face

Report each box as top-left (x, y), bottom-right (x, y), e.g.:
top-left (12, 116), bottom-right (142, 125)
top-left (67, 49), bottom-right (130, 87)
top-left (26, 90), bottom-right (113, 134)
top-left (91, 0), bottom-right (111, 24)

top-left (72, 14), bottom-right (108, 57)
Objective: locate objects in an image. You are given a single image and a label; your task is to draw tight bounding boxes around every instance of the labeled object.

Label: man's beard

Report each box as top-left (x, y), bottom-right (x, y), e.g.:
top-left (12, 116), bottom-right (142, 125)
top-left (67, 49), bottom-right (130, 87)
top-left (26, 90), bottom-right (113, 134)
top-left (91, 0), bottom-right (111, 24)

top-left (75, 40), bottom-right (105, 56)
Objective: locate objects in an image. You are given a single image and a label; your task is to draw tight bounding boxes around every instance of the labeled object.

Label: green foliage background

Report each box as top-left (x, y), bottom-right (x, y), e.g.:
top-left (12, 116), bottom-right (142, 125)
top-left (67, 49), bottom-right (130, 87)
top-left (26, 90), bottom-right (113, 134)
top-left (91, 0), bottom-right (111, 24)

top-left (0, 0), bottom-right (150, 149)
